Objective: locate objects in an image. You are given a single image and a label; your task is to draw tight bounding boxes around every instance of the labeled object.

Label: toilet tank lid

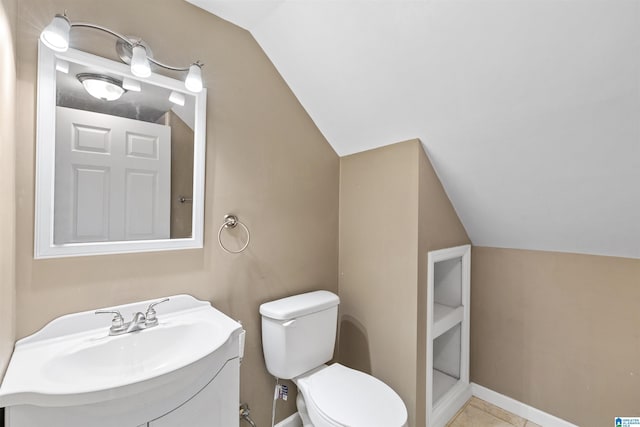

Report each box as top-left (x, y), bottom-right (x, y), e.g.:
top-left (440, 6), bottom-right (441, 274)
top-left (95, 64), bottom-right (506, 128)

top-left (260, 291), bottom-right (339, 321)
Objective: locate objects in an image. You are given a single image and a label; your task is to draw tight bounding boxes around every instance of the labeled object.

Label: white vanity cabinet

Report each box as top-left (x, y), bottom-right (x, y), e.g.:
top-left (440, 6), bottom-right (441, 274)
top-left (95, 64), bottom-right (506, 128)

top-left (426, 245), bottom-right (472, 427)
top-left (148, 359), bottom-right (239, 427)
top-left (0, 295), bottom-right (243, 427)
top-left (5, 344), bottom-right (241, 427)
top-left (5, 356), bottom-right (240, 427)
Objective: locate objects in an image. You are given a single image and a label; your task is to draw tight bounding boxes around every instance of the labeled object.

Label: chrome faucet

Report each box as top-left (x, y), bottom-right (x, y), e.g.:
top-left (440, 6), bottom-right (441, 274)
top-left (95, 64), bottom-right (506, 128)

top-left (95, 298), bottom-right (170, 336)
top-left (126, 312), bottom-right (148, 333)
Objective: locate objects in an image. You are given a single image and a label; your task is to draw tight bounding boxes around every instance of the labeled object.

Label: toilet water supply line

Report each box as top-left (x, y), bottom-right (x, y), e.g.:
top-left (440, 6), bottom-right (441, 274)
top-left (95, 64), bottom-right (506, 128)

top-left (239, 377), bottom-right (285, 427)
top-left (271, 377), bottom-right (280, 427)
top-left (240, 403), bottom-right (258, 427)
top-left (271, 377), bottom-right (289, 427)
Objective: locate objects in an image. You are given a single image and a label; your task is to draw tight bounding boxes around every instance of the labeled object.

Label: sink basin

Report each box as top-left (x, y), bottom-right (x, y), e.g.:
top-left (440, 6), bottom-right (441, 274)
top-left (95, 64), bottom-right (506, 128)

top-left (44, 322), bottom-right (214, 384)
top-left (0, 295), bottom-right (243, 408)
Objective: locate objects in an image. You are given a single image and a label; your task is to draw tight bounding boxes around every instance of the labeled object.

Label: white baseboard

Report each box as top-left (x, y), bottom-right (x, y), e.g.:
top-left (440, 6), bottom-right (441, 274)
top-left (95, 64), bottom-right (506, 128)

top-left (275, 412), bottom-right (302, 427)
top-left (471, 383), bottom-right (579, 427)
top-left (432, 382), bottom-right (472, 427)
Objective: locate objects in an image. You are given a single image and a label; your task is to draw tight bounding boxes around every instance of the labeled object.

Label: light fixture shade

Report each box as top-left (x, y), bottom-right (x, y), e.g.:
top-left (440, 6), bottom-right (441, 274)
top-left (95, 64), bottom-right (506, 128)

top-left (122, 77), bottom-right (141, 92)
top-left (185, 64), bottom-right (203, 93)
top-left (77, 74), bottom-right (125, 101)
top-left (169, 91), bottom-right (186, 106)
top-left (130, 45), bottom-right (151, 78)
top-left (40, 15), bottom-right (71, 52)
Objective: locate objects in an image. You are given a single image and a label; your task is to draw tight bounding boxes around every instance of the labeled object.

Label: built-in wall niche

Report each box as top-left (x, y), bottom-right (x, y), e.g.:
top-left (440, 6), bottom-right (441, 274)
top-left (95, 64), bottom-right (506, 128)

top-left (426, 244), bottom-right (471, 427)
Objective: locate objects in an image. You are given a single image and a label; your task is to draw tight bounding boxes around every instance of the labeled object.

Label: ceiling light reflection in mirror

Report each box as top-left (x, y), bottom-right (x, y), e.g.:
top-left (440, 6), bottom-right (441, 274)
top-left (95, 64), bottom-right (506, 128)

top-left (77, 73), bottom-right (125, 101)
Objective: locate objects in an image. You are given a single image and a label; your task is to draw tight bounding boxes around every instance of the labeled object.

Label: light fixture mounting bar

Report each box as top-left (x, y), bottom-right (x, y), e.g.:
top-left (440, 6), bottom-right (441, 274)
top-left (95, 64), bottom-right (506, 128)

top-left (68, 20), bottom-right (201, 72)
top-left (147, 57), bottom-right (192, 72)
top-left (70, 22), bottom-right (133, 47)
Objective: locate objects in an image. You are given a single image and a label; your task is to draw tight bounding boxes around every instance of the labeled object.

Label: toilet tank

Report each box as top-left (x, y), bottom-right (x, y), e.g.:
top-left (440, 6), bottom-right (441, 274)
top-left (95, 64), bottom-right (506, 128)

top-left (260, 291), bottom-right (339, 379)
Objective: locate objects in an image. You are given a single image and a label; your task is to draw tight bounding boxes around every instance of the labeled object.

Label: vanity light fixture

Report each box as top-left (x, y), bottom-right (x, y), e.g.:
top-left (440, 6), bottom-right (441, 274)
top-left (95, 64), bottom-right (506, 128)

top-left (130, 44), bottom-right (152, 78)
top-left (77, 73), bottom-right (126, 101)
top-left (40, 14), bottom-right (71, 52)
top-left (185, 64), bottom-right (203, 93)
top-left (41, 13), bottom-right (204, 92)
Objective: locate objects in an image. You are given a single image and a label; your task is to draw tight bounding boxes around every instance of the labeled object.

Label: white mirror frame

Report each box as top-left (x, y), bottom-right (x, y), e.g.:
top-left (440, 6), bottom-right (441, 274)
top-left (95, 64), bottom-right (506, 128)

top-left (34, 42), bottom-right (207, 258)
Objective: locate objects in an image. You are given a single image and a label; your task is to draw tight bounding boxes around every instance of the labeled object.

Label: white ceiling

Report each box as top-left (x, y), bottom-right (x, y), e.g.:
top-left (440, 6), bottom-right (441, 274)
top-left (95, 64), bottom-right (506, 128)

top-left (187, 0), bottom-right (640, 259)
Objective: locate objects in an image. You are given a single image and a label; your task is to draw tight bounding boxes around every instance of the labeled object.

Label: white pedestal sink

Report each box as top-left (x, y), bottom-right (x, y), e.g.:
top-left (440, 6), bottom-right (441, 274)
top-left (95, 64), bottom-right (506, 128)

top-left (0, 295), bottom-right (245, 427)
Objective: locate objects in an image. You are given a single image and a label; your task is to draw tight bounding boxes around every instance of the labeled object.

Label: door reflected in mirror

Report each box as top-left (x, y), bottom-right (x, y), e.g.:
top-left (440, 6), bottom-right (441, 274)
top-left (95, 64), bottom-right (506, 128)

top-left (35, 43), bottom-right (206, 258)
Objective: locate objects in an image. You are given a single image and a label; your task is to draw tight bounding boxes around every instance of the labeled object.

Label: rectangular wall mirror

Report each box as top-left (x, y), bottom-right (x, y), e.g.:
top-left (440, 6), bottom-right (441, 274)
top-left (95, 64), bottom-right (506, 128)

top-left (35, 42), bottom-right (207, 258)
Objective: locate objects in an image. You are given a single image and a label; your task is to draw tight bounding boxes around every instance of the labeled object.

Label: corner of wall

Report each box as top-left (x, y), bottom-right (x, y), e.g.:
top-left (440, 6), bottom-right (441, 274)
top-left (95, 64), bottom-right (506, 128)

top-left (417, 142), bottom-right (470, 248)
top-left (338, 138), bottom-right (471, 427)
top-left (416, 140), bottom-right (470, 427)
top-left (338, 140), bottom-right (422, 426)
top-left (0, 0), bottom-right (18, 379)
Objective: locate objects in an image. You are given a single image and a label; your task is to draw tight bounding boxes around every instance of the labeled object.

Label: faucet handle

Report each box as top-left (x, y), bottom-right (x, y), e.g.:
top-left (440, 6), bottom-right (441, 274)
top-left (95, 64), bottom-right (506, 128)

top-left (145, 298), bottom-right (170, 327)
top-left (95, 310), bottom-right (126, 333)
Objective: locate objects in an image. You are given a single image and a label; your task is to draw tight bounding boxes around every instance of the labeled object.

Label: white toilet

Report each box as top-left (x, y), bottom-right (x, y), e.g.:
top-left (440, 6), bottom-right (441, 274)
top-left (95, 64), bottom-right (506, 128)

top-left (260, 290), bottom-right (408, 427)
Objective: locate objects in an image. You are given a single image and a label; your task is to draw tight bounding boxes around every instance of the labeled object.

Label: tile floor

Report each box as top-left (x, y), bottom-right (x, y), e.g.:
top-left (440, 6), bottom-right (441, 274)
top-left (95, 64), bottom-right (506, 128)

top-left (446, 397), bottom-right (542, 427)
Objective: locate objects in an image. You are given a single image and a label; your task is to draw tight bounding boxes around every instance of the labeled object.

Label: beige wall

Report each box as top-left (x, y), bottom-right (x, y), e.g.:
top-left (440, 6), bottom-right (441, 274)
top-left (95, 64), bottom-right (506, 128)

top-left (338, 140), bottom-right (469, 427)
top-left (0, 0), bottom-right (17, 379)
top-left (15, 1), bottom-right (339, 424)
top-left (471, 247), bottom-right (640, 427)
top-left (339, 141), bottom-right (420, 426)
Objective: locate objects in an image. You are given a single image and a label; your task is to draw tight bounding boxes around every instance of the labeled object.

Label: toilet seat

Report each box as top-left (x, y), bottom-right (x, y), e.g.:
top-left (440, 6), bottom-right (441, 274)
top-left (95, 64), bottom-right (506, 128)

top-left (296, 364), bottom-right (408, 427)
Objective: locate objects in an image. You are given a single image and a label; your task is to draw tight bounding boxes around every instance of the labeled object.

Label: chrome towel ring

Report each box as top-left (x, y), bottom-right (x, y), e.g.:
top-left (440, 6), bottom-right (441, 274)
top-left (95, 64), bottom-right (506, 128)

top-left (217, 214), bottom-right (250, 254)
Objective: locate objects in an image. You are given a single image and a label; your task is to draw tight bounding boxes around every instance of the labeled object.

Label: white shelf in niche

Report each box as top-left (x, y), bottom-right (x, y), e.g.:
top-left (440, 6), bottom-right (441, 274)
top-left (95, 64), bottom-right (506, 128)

top-left (433, 304), bottom-right (464, 340)
top-left (433, 369), bottom-right (458, 405)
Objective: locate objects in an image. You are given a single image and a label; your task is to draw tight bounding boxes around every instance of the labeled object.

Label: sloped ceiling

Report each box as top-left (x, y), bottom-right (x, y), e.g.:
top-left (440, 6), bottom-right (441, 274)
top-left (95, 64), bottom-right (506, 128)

top-left (188, 0), bottom-right (640, 259)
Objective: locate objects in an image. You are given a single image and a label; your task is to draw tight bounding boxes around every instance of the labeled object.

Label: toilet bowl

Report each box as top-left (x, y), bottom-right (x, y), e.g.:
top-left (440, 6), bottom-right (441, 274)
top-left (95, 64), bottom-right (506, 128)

top-left (294, 364), bottom-right (407, 427)
top-left (260, 291), bottom-right (408, 427)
